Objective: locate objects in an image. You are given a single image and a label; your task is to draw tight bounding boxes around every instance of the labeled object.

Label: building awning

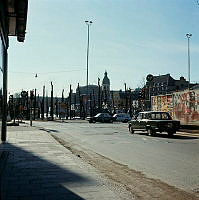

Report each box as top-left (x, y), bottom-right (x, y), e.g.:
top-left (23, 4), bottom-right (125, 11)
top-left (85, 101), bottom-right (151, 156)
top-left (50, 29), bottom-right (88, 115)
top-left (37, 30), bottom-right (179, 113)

top-left (7, 0), bottom-right (28, 42)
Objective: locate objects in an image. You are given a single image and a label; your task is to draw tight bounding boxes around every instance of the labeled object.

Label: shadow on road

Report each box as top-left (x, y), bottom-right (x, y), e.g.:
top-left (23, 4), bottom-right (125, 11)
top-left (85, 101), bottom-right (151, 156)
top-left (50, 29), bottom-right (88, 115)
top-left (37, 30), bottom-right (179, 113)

top-left (38, 127), bottom-right (59, 133)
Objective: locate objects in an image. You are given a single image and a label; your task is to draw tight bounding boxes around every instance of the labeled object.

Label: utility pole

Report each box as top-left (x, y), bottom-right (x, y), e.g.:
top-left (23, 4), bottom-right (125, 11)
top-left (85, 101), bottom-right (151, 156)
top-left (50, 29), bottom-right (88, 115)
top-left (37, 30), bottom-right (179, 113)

top-left (90, 93), bottom-right (92, 117)
top-left (55, 98), bottom-right (58, 118)
top-left (146, 74), bottom-right (154, 110)
top-left (186, 33), bottom-right (192, 90)
top-left (66, 99), bottom-right (69, 120)
top-left (129, 88), bottom-right (132, 117)
top-left (26, 91), bottom-right (29, 120)
top-left (85, 20), bottom-right (93, 117)
top-left (33, 88), bottom-right (36, 120)
top-left (125, 83), bottom-right (128, 113)
top-left (61, 89), bottom-right (64, 102)
top-left (41, 85), bottom-right (45, 120)
top-left (37, 94), bottom-right (40, 119)
top-left (78, 83), bottom-right (82, 118)
top-left (46, 93), bottom-right (48, 119)
top-left (98, 78), bottom-right (101, 110)
top-left (50, 82), bottom-right (54, 120)
top-left (69, 84), bottom-right (72, 120)
top-left (92, 89), bottom-right (96, 114)
top-left (74, 91), bottom-right (76, 118)
top-left (30, 90), bottom-right (34, 126)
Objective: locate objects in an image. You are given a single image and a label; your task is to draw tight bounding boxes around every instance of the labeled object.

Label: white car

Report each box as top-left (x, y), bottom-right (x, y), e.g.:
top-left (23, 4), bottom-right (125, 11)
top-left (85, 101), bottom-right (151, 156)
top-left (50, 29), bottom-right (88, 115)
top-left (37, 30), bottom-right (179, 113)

top-left (113, 113), bottom-right (131, 123)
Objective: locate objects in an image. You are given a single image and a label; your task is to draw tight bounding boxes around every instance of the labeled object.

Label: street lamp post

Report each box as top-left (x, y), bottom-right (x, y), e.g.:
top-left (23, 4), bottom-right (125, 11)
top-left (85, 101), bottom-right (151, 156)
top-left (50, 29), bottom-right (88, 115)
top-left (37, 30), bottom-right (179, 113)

top-left (85, 20), bottom-right (92, 116)
top-left (186, 33), bottom-right (192, 90)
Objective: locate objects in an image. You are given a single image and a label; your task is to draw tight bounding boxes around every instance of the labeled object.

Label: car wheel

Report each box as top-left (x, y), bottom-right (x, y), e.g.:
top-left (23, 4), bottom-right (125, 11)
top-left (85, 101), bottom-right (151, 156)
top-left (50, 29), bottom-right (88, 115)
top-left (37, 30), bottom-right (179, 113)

top-left (147, 128), bottom-right (155, 136)
top-left (168, 131), bottom-right (175, 137)
top-left (129, 126), bottom-right (134, 134)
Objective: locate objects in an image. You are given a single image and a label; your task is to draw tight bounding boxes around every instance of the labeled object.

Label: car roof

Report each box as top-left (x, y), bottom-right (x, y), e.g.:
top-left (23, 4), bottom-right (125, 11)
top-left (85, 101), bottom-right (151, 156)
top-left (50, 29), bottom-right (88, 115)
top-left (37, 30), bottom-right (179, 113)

top-left (96, 113), bottom-right (110, 115)
top-left (139, 111), bottom-right (169, 114)
top-left (114, 113), bottom-right (129, 115)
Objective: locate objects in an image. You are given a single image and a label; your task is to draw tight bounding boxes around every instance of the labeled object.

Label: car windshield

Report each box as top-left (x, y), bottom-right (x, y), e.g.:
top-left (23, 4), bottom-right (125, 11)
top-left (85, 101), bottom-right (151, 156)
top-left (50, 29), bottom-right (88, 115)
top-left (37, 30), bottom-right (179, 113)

top-left (104, 113), bottom-right (111, 117)
top-left (161, 112), bottom-right (172, 120)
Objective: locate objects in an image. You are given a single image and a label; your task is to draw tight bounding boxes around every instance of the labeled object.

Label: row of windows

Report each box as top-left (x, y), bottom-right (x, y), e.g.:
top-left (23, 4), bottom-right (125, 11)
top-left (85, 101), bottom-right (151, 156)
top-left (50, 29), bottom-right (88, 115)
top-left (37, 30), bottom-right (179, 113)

top-left (137, 112), bottom-right (171, 120)
top-left (152, 82), bottom-right (167, 87)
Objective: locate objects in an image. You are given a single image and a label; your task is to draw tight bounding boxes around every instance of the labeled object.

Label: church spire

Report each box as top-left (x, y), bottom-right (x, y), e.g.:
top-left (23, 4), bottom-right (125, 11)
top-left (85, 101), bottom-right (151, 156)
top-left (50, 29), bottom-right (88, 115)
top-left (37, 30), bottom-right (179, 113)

top-left (102, 70), bottom-right (110, 85)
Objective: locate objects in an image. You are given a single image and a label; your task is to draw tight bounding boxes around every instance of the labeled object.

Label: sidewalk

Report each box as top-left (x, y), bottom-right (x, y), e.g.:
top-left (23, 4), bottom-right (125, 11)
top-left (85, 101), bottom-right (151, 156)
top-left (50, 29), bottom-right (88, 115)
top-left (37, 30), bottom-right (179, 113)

top-left (0, 124), bottom-right (124, 200)
top-left (179, 124), bottom-right (199, 134)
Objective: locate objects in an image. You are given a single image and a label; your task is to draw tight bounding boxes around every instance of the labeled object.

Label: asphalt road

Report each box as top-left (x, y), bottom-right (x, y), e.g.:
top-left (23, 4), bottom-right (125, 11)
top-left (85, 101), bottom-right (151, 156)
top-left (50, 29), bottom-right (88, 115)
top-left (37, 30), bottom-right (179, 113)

top-left (33, 120), bottom-right (199, 194)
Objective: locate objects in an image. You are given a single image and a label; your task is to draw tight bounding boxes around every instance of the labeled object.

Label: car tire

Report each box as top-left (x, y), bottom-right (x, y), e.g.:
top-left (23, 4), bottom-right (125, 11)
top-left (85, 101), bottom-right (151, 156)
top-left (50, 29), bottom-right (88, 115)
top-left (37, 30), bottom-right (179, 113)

top-left (168, 131), bottom-right (174, 137)
top-left (147, 128), bottom-right (155, 136)
top-left (129, 126), bottom-right (134, 134)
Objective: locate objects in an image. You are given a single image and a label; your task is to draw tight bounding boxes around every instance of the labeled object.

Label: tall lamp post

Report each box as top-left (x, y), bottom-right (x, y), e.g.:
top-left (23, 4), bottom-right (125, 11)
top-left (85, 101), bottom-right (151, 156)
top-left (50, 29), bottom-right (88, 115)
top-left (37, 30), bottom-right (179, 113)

top-left (186, 33), bottom-right (192, 90)
top-left (85, 20), bottom-right (92, 116)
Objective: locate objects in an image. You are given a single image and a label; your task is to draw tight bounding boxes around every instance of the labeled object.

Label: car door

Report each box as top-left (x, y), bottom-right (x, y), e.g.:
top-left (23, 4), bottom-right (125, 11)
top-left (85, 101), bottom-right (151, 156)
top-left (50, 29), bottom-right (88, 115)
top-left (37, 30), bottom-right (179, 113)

top-left (103, 113), bottom-right (108, 122)
top-left (105, 113), bottom-right (111, 122)
top-left (139, 113), bottom-right (147, 130)
top-left (97, 114), bottom-right (103, 122)
top-left (133, 113), bottom-right (142, 129)
top-left (117, 114), bottom-right (122, 121)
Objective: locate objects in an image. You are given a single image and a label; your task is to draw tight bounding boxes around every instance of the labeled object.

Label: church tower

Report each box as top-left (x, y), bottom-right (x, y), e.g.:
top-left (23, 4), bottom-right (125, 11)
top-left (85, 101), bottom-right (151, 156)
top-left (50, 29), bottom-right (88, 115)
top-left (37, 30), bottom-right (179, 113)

top-left (102, 71), bottom-right (110, 105)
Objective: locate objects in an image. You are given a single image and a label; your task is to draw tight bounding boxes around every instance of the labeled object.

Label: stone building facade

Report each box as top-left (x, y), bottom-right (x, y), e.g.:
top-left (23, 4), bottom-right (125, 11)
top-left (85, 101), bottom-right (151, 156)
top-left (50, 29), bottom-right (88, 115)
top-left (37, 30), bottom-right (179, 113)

top-left (146, 74), bottom-right (189, 97)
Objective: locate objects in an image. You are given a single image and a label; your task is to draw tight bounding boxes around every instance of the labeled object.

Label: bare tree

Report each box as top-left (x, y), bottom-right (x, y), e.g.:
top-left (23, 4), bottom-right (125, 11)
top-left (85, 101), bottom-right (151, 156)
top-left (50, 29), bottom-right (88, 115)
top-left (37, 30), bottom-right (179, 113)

top-left (13, 92), bottom-right (21, 98)
top-left (137, 76), bottom-right (146, 89)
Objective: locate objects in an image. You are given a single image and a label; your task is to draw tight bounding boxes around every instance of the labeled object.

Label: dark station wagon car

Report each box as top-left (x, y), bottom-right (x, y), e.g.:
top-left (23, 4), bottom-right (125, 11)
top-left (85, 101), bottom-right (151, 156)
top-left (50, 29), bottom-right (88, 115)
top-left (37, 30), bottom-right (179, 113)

top-left (128, 111), bottom-right (180, 136)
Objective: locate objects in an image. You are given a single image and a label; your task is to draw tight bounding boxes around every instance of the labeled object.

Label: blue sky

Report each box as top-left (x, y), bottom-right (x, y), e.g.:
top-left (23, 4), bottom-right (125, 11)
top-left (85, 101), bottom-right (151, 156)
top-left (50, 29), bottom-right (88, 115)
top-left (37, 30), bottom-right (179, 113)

top-left (8, 0), bottom-right (199, 96)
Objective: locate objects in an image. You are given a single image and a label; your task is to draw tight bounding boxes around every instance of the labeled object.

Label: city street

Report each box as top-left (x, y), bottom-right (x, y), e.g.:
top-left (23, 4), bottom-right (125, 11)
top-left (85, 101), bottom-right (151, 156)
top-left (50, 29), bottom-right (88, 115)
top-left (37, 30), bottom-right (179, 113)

top-left (32, 120), bottom-right (199, 197)
top-left (1, 1), bottom-right (199, 199)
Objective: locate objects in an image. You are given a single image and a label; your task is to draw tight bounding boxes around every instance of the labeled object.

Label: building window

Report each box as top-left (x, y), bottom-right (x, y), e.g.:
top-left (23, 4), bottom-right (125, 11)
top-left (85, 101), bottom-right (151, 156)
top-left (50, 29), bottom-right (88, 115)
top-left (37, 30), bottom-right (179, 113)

top-left (176, 86), bottom-right (179, 90)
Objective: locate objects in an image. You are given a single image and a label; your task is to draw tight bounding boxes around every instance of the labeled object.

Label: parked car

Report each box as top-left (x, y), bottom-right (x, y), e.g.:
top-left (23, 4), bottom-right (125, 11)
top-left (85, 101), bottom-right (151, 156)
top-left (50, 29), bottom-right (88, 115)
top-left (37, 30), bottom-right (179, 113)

top-left (113, 113), bottom-right (131, 122)
top-left (88, 113), bottom-right (114, 123)
top-left (128, 111), bottom-right (180, 136)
